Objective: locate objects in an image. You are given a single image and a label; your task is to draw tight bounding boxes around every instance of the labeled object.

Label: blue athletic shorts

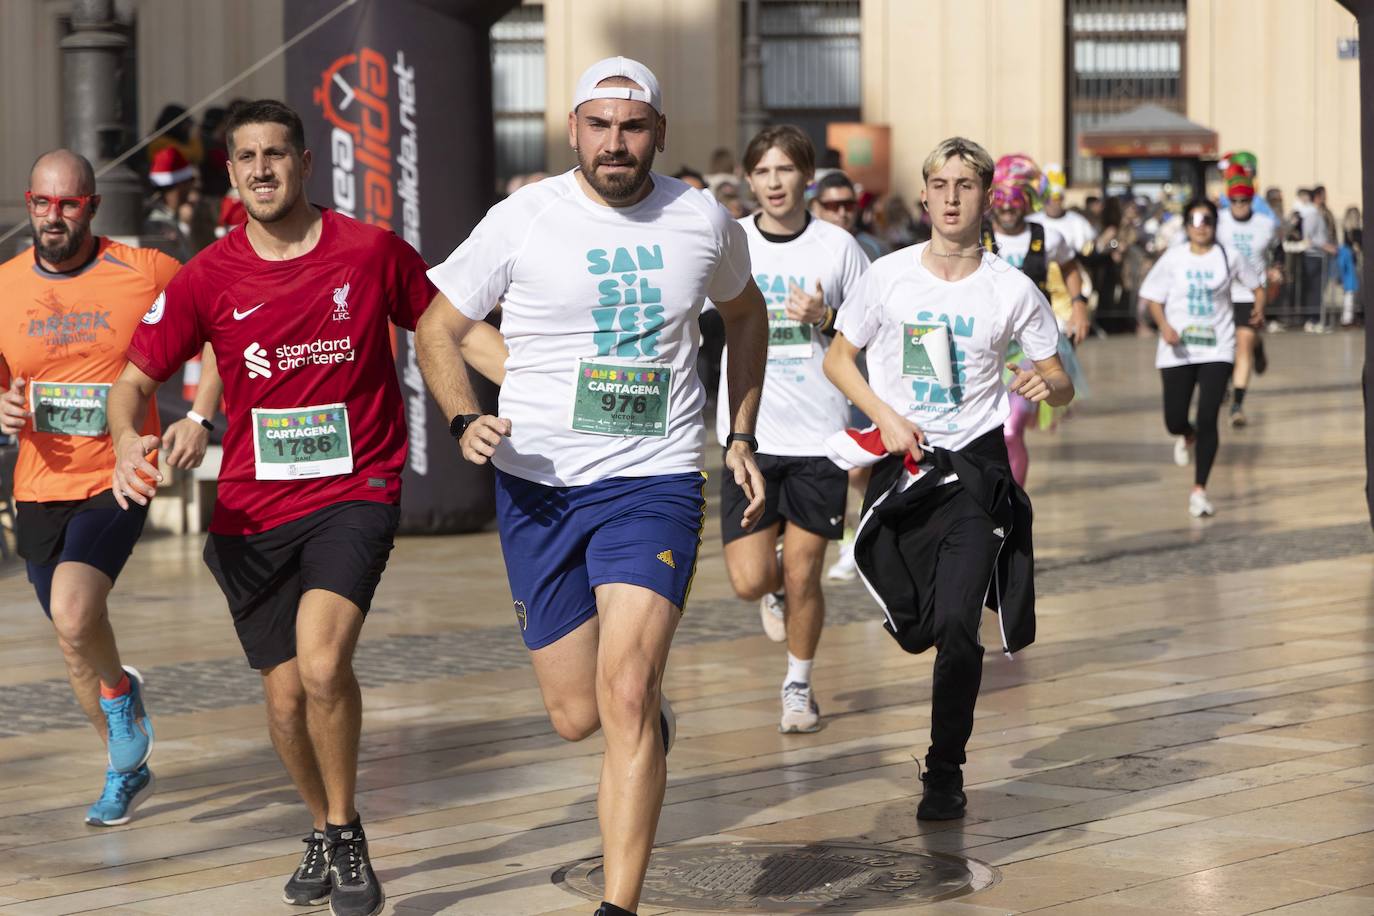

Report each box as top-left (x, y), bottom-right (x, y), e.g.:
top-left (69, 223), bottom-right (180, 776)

top-left (494, 469), bottom-right (708, 650)
top-left (18, 492), bottom-right (148, 619)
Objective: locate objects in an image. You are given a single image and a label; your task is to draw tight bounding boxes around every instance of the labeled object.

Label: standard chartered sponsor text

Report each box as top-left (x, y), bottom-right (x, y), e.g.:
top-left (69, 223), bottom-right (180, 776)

top-left (276, 336), bottom-right (356, 370)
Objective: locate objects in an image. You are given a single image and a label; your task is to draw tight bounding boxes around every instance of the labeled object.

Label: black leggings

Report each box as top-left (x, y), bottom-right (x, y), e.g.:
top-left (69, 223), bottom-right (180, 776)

top-left (1160, 361), bottom-right (1233, 487)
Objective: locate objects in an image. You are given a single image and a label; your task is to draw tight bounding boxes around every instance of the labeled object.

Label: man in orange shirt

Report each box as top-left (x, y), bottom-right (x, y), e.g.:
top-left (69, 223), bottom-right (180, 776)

top-left (0, 149), bottom-right (221, 826)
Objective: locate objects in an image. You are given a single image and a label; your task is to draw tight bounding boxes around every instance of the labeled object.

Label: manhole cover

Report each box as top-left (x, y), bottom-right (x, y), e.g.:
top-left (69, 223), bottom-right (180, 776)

top-left (553, 842), bottom-right (998, 911)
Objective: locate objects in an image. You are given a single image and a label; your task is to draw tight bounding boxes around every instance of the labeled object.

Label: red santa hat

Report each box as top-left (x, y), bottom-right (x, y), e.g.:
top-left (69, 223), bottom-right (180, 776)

top-left (149, 147), bottom-right (195, 187)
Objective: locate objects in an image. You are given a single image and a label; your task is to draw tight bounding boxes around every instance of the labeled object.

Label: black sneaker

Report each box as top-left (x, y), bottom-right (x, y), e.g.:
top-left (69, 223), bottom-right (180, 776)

top-left (283, 829), bottom-right (331, 905)
top-left (916, 763), bottom-right (967, 821)
top-left (327, 822), bottom-right (384, 916)
top-left (1254, 337), bottom-right (1268, 375)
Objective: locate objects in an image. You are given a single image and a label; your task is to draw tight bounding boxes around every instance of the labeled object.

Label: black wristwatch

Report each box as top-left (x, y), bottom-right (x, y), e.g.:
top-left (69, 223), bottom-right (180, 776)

top-left (1072, 294), bottom-right (1089, 305)
top-left (449, 413), bottom-right (481, 439)
top-left (725, 432), bottom-right (759, 452)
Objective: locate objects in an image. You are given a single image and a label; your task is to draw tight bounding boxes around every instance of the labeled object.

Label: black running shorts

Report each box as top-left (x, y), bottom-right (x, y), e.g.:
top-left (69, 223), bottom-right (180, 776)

top-left (1234, 300), bottom-right (1256, 330)
top-left (203, 500), bottom-right (400, 669)
top-left (719, 452), bottom-right (847, 545)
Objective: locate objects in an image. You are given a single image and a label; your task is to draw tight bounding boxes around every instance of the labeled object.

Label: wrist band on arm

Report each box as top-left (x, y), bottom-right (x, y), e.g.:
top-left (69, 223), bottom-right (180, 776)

top-left (187, 409), bottom-right (214, 432)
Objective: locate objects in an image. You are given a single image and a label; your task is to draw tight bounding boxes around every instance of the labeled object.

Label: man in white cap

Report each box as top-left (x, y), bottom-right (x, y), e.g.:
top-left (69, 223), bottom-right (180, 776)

top-left (417, 56), bottom-right (769, 916)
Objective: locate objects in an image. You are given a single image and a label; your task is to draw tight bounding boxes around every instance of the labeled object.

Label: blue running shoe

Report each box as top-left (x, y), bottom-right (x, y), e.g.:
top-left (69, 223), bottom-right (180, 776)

top-left (101, 665), bottom-right (153, 773)
top-left (85, 764), bottom-right (154, 826)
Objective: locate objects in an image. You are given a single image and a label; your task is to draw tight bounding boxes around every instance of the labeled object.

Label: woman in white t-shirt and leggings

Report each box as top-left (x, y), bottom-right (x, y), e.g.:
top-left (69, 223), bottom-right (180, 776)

top-left (1139, 198), bottom-right (1262, 518)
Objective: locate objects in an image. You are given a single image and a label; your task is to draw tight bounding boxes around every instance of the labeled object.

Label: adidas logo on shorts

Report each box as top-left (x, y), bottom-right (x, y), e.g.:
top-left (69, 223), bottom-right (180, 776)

top-left (656, 549), bottom-right (676, 569)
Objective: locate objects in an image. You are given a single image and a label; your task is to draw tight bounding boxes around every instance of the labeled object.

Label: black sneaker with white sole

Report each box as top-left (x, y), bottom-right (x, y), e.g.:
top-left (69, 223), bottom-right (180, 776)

top-left (326, 821), bottom-right (384, 916)
top-left (283, 829), bottom-right (331, 905)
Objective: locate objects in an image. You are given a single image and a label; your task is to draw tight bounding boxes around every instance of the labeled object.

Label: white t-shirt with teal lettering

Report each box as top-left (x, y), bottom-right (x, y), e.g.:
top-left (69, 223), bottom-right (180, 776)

top-left (427, 170), bottom-right (752, 486)
top-left (714, 215), bottom-right (868, 456)
top-left (1028, 209), bottom-right (1097, 256)
top-left (834, 242), bottom-right (1060, 452)
top-left (1138, 243), bottom-right (1257, 369)
top-left (1216, 210), bottom-right (1276, 304)
top-left (993, 223), bottom-right (1076, 272)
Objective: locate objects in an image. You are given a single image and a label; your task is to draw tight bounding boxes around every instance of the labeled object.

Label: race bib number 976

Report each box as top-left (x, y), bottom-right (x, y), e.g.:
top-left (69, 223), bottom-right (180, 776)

top-left (569, 359), bottom-right (671, 438)
top-left (251, 403), bottom-right (353, 480)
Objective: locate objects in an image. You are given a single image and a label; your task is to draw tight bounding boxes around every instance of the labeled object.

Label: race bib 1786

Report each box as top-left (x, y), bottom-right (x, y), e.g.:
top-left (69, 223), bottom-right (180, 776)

top-left (251, 403), bottom-right (353, 480)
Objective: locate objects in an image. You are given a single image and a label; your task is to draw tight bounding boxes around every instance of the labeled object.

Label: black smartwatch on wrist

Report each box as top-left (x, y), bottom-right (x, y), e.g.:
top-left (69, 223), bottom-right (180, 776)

top-left (725, 432), bottom-right (759, 452)
top-left (449, 413), bottom-right (481, 439)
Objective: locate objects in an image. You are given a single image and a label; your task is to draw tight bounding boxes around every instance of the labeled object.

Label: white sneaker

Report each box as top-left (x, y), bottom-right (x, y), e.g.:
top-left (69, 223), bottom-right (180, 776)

top-left (1188, 490), bottom-right (1215, 518)
top-left (759, 592), bottom-right (787, 641)
top-left (826, 539), bottom-right (857, 582)
top-left (779, 681), bottom-right (821, 733)
top-left (1173, 436), bottom-right (1193, 467)
top-left (659, 695), bottom-right (676, 755)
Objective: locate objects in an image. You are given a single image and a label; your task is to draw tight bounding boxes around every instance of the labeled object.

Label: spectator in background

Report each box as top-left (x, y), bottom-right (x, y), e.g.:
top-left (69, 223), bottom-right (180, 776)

top-left (1084, 196), bottom-right (1126, 325)
top-left (142, 147), bottom-right (195, 262)
top-left (198, 106), bottom-right (231, 199)
top-left (1085, 194), bottom-right (1104, 229)
top-left (705, 146), bottom-right (739, 195)
top-left (1339, 206), bottom-right (1362, 326)
top-left (810, 171), bottom-right (887, 261)
top-left (1298, 185), bottom-right (1338, 332)
top-left (715, 179), bottom-right (748, 219)
top-left (146, 104), bottom-right (202, 168)
top-left (673, 166), bottom-right (707, 190)
top-left (875, 194), bottom-right (920, 251)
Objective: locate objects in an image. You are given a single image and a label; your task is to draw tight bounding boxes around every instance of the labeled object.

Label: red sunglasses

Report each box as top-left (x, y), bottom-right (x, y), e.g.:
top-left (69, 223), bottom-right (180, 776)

top-left (25, 191), bottom-right (98, 217)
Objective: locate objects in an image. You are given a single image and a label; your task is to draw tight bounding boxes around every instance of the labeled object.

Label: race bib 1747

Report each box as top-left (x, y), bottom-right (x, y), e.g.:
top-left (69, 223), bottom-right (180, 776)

top-left (251, 403), bottom-right (353, 480)
top-left (30, 381), bottom-right (109, 437)
top-left (569, 359), bottom-right (671, 438)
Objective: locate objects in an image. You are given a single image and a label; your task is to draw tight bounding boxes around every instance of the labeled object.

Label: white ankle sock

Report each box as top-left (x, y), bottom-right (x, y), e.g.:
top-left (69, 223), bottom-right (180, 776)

top-left (786, 653), bottom-right (813, 686)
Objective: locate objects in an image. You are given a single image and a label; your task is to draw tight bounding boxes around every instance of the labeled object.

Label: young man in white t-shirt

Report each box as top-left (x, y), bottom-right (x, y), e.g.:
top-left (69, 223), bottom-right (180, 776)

top-left (417, 58), bottom-right (769, 916)
top-left (823, 137), bottom-right (1073, 821)
top-left (1028, 165), bottom-right (1098, 256)
top-left (714, 126), bottom-right (869, 734)
top-left (1216, 179), bottom-right (1274, 427)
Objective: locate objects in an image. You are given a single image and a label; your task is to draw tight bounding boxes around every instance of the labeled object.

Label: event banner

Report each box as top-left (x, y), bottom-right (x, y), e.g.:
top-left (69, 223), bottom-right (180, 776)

top-left (286, 0), bottom-right (512, 533)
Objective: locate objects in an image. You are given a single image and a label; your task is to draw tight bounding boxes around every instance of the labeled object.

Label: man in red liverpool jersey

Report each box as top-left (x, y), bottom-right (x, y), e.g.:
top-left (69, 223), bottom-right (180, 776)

top-left (108, 100), bottom-right (433, 916)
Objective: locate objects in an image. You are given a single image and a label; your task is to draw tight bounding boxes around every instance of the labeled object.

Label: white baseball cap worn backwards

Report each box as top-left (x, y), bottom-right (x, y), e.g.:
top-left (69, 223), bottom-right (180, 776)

top-left (572, 56), bottom-right (663, 114)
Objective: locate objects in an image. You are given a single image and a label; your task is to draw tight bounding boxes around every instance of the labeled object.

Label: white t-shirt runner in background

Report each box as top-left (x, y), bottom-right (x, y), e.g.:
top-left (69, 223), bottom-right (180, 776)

top-left (1138, 242), bottom-right (1259, 369)
top-left (714, 215), bottom-right (869, 455)
top-left (834, 242), bottom-right (1060, 452)
top-left (427, 170), bottom-right (752, 486)
top-left (1217, 210), bottom-right (1277, 304)
top-left (1028, 209), bottom-right (1097, 256)
top-left (993, 223), bottom-right (1076, 273)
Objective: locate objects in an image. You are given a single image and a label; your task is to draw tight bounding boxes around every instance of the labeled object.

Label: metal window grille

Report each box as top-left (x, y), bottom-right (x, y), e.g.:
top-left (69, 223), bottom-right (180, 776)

top-left (1065, 0), bottom-right (1187, 186)
top-left (749, 1), bottom-right (861, 157)
top-left (491, 5), bottom-right (546, 182)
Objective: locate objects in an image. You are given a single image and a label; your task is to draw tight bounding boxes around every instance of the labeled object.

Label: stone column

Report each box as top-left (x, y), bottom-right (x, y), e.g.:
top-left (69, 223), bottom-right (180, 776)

top-left (62, 0), bottom-right (143, 238)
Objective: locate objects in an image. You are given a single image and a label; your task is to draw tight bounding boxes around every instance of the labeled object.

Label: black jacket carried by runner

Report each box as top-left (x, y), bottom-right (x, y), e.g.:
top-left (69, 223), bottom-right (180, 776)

top-left (853, 428), bottom-right (1036, 656)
